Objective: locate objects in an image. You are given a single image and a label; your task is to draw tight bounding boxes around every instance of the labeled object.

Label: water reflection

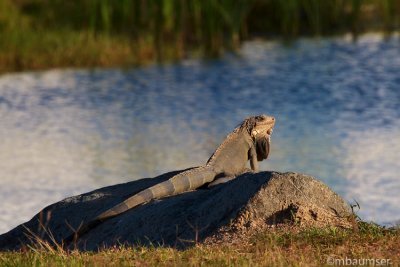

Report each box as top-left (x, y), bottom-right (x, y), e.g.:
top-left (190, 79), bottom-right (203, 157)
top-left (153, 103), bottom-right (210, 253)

top-left (0, 33), bottom-right (399, 233)
top-left (339, 125), bottom-right (400, 223)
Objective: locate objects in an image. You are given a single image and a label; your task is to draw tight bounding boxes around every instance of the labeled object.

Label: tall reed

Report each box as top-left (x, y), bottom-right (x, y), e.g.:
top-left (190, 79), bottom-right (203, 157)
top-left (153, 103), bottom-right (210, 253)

top-left (0, 0), bottom-right (398, 72)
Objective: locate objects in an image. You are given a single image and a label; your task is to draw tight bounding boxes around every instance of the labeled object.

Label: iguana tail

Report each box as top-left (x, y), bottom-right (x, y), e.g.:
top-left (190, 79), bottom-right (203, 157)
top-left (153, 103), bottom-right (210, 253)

top-left (96, 166), bottom-right (216, 221)
top-left (65, 166), bottom-right (216, 243)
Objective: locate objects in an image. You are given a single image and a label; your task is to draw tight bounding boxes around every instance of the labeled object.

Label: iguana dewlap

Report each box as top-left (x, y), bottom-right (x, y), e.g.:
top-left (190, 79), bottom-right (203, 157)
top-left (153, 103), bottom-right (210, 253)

top-left (65, 114), bottom-right (275, 243)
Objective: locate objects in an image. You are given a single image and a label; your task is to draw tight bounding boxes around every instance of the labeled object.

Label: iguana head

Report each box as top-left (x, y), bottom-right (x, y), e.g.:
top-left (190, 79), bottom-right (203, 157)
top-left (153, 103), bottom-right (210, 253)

top-left (250, 115), bottom-right (275, 139)
top-left (240, 114), bottom-right (275, 136)
top-left (241, 114), bottom-right (275, 160)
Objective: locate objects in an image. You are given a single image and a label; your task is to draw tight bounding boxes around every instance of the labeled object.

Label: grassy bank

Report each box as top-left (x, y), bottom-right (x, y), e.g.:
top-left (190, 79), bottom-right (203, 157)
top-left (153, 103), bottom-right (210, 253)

top-left (0, 222), bottom-right (399, 266)
top-left (0, 0), bottom-right (399, 74)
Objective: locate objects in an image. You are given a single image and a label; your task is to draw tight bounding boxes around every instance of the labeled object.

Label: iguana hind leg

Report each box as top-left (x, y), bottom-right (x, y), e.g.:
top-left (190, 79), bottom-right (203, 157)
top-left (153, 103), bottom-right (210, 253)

top-left (207, 176), bottom-right (236, 187)
top-left (207, 168), bottom-right (253, 188)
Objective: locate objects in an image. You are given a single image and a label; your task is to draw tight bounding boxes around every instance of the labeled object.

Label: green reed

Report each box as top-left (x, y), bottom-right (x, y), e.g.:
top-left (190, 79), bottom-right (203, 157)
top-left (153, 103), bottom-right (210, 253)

top-left (0, 0), bottom-right (399, 72)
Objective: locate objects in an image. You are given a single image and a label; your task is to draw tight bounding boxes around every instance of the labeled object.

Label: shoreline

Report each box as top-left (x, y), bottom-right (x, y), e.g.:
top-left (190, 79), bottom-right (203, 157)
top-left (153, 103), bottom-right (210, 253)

top-left (1, 31), bottom-right (398, 76)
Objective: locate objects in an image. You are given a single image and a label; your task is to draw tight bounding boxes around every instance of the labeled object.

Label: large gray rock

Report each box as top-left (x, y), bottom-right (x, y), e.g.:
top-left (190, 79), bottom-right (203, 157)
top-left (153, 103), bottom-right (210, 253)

top-left (0, 171), bottom-right (351, 251)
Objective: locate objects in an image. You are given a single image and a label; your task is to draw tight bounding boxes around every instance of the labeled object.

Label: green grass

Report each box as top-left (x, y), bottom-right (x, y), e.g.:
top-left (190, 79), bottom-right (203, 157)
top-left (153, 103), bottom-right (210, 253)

top-left (0, 0), bottom-right (399, 73)
top-left (0, 222), bottom-right (399, 266)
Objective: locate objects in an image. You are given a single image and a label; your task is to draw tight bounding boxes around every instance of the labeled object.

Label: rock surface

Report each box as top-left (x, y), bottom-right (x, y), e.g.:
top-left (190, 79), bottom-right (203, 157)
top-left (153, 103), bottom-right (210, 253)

top-left (0, 170), bottom-right (352, 251)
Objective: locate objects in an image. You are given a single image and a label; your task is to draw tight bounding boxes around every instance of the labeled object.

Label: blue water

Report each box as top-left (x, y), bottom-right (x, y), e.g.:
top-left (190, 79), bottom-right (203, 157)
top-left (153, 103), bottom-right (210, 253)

top-left (0, 33), bottom-right (399, 233)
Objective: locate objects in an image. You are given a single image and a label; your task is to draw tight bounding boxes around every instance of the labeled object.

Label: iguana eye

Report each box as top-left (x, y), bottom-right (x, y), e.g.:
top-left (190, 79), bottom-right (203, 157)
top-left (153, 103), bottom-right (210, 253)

top-left (256, 115), bottom-right (265, 121)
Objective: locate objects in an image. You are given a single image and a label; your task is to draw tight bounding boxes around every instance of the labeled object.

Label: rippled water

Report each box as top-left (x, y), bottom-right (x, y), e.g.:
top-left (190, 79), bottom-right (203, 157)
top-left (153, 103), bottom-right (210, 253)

top-left (1, 34), bottom-right (399, 234)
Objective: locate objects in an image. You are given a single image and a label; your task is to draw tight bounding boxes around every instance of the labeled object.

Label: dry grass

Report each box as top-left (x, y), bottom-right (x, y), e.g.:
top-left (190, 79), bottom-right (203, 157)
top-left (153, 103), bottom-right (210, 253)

top-left (0, 221), bottom-right (399, 266)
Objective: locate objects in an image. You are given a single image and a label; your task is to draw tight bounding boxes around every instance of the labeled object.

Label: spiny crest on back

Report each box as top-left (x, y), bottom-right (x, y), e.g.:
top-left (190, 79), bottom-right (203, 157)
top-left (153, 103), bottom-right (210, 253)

top-left (207, 116), bottom-right (257, 164)
top-left (207, 115), bottom-right (270, 165)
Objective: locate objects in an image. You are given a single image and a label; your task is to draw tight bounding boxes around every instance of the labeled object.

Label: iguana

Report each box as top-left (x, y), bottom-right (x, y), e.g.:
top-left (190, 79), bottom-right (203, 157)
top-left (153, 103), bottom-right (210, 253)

top-left (65, 114), bottom-right (275, 243)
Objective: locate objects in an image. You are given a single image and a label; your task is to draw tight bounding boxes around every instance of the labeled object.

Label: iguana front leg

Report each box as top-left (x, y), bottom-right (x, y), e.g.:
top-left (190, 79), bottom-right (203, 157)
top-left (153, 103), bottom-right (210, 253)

top-left (249, 144), bottom-right (259, 173)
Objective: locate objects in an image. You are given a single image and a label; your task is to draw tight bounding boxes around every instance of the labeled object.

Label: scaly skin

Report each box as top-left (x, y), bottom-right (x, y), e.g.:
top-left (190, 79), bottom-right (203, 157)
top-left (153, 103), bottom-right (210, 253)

top-left (65, 115), bottom-right (275, 243)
